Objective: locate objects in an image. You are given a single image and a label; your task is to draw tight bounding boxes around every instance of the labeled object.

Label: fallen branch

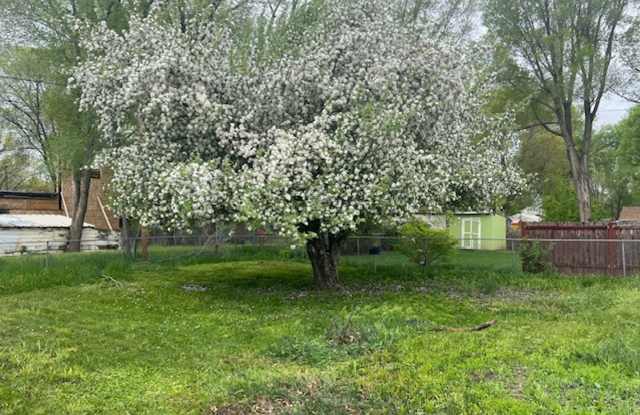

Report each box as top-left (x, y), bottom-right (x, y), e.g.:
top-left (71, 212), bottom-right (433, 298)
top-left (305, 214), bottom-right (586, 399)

top-left (432, 319), bottom-right (497, 333)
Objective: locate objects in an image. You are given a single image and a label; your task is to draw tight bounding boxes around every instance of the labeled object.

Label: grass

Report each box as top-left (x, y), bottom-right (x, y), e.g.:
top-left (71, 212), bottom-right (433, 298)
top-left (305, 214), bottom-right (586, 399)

top-left (1, 246), bottom-right (640, 414)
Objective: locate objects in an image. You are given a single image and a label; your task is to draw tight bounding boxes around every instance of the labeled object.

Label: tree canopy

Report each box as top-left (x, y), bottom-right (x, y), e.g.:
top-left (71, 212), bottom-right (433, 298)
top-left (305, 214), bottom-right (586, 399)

top-left (74, 0), bottom-right (524, 286)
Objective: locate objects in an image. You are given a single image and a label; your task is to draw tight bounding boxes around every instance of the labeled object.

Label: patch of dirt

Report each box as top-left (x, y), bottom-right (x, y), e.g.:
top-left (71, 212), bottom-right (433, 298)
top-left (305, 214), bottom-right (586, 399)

top-left (469, 369), bottom-right (497, 383)
top-left (509, 366), bottom-right (528, 399)
top-left (205, 378), bottom-right (364, 415)
top-left (206, 397), bottom-right (294, 415)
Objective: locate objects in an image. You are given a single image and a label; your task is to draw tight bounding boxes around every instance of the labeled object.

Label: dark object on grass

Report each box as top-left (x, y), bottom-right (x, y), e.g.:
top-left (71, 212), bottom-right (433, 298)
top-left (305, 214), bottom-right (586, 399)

top-left (369, 246), bottom-right (381, 255)
top-left (433, 319), bottom-right (497, 333)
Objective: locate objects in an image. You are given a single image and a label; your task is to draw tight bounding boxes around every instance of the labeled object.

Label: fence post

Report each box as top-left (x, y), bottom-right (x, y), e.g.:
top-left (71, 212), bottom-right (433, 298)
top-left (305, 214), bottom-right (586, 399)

top-left (356, 238), bottom-right (360, 257)
top-left (373, 245), bottom-right (377, 275)
top-left (422, 237), bottom-right (428, 276)
top-left (45, 241), bottom-right (50, 268)
top-left (607, 223), bottom-right (617, 276)
top-left (511, 238), bottom-right (516, 273)
top-left (622, 240), bottom-right (627, 277)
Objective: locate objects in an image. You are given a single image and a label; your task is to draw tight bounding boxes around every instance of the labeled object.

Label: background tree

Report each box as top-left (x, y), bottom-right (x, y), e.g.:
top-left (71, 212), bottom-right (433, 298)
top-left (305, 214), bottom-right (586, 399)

top-left (590, 125), bottom-right (635, 219)
top-left (0, 48), bottom-right (57, 187)
top-left (485, 0), bottom-right (631, 223)
top-left (0, 134), bottom-right (49, 191)
top-left (616, 19), bottom-right (640, 103)
top-left (485, 43), bottom-right (573, 219)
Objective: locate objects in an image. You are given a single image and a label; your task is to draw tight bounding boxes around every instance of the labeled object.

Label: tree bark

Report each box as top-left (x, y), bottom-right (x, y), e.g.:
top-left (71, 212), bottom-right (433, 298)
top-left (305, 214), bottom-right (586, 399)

top-left (305, 233), bottom-right (343, 289)
top-left (566, 143), bottom-right (593, 223)
top-left (120, 217), bottom-right (135, 257)
top-left (140, 226), bottom-right (150, 260)
top-left (67, 169), bottom-right (91, 252)
top-left (574, 167), bottom-right (593, 223)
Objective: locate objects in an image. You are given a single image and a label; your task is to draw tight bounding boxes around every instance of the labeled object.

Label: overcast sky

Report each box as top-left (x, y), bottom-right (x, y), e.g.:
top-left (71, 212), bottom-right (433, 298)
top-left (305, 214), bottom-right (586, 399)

top-left (597, 94), bottom-right (635, 129)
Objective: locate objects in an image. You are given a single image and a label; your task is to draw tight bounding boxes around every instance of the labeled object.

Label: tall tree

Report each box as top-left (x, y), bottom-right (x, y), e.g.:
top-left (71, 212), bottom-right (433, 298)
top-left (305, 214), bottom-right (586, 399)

top-left (0, 48), bottom-right (57, 187)
top-left (485, 0), bottom-right (631, 223)
top-left (76, 0), bottom-right (524, 288)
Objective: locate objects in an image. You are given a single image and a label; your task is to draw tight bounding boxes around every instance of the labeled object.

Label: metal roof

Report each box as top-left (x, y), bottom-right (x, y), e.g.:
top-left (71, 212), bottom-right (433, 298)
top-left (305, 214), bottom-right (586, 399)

top-left (619, 206), bottom-right (640, 222)
top-left (0, 214), bottom-right (95, 229)
top-left (509, 213), bottom-right (542, 223)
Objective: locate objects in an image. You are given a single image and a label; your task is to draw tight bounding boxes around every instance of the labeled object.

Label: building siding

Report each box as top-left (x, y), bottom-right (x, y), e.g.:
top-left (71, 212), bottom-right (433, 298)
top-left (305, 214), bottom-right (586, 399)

top-left (448, 214), bottom-right (506, 251)
top-left (0, 227), bottom-right (117, 255)
top-left (61, 174), bottom-right (120, 232)
top-left (0, 194), bottom-right (60, 213)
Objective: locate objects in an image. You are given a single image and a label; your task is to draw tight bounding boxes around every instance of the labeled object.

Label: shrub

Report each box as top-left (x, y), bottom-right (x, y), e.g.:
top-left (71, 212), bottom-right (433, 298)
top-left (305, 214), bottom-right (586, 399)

top-left (396, 220), bottom-right (457, 267)
top-left (520, 240), bottom-right (553, 273)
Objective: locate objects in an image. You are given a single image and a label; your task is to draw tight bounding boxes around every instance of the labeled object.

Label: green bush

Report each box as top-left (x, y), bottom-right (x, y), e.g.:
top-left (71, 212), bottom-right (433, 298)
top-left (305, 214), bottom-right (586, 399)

top-left (519, 240), bottom-right (553, 273)
top-left (396, 220), bottom-right (457, 267)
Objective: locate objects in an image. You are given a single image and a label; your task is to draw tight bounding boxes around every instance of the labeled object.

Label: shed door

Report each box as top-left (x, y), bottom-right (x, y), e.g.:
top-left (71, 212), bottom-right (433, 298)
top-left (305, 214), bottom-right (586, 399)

top-left (461, 218), bottom-right (481, 250)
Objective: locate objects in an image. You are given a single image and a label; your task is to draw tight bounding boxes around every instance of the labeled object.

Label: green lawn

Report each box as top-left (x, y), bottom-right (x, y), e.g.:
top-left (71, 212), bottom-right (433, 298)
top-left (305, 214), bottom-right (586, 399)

top-left (1, 247), bottom-right (640, 414)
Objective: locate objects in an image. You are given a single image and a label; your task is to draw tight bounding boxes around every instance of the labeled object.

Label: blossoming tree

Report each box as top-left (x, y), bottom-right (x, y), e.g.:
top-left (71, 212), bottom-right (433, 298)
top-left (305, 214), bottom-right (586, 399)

top-left (75, 0), bottom-right (524, 288)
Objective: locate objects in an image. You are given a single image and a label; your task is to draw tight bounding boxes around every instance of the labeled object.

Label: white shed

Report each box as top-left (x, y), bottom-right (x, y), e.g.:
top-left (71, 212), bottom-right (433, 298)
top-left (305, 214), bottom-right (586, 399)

top-left (0, 214), bottom-right (118, 255)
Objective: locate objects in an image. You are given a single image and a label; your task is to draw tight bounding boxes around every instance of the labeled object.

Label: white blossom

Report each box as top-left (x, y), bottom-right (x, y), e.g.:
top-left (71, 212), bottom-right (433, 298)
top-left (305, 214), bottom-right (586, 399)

top-left (74, 0), bottom-right (525, 243)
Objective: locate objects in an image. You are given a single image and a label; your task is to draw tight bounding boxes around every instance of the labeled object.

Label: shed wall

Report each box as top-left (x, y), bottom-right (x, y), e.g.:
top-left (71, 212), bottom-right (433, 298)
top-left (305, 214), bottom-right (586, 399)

top-left (0, 195), bottom-right (60, 214)
top-left (448, 214), bottom-right (506, 251)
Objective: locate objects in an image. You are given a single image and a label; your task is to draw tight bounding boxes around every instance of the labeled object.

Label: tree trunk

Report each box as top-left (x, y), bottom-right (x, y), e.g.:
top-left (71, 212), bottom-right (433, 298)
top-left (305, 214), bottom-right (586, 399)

top-left (140, 226), bottom-right (150, 260)
top-left (67, 169), bottom-right (91, 252)
top-left (120, 217), bottom-right (135, 257)
top-left (575, 170), bottom-right (592, 223)
top-left (569, 152), bottom-right (592, 223)
top-left (565, 140), bottom-right (593, 223)
top-left (305, 233), bottom-right (343, 289)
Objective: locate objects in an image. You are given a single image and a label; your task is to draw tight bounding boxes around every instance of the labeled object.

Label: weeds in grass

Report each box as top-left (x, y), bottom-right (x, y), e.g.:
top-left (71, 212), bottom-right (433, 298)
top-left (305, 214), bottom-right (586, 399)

top-left (576, 336), bottom-right (640, 375)
top-left (3, 248), bottom-right (640, 414)
top-left (208, 375), bottom-right (381, 415)
top-left (0, 252), bottom-right (134, 295)
top-left (266, 337), bottom-right (334, 366)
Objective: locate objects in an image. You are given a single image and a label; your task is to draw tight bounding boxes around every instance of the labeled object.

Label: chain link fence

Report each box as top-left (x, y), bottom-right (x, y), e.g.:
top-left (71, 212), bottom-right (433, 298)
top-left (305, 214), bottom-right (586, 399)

top-left (5, 231), bottom-right (640, 276)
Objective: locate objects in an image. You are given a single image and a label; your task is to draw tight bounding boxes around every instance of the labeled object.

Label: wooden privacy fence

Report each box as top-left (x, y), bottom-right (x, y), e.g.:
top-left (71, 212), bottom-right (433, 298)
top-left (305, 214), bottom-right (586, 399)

top-left (522, 222), bottom-right (640, 276)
